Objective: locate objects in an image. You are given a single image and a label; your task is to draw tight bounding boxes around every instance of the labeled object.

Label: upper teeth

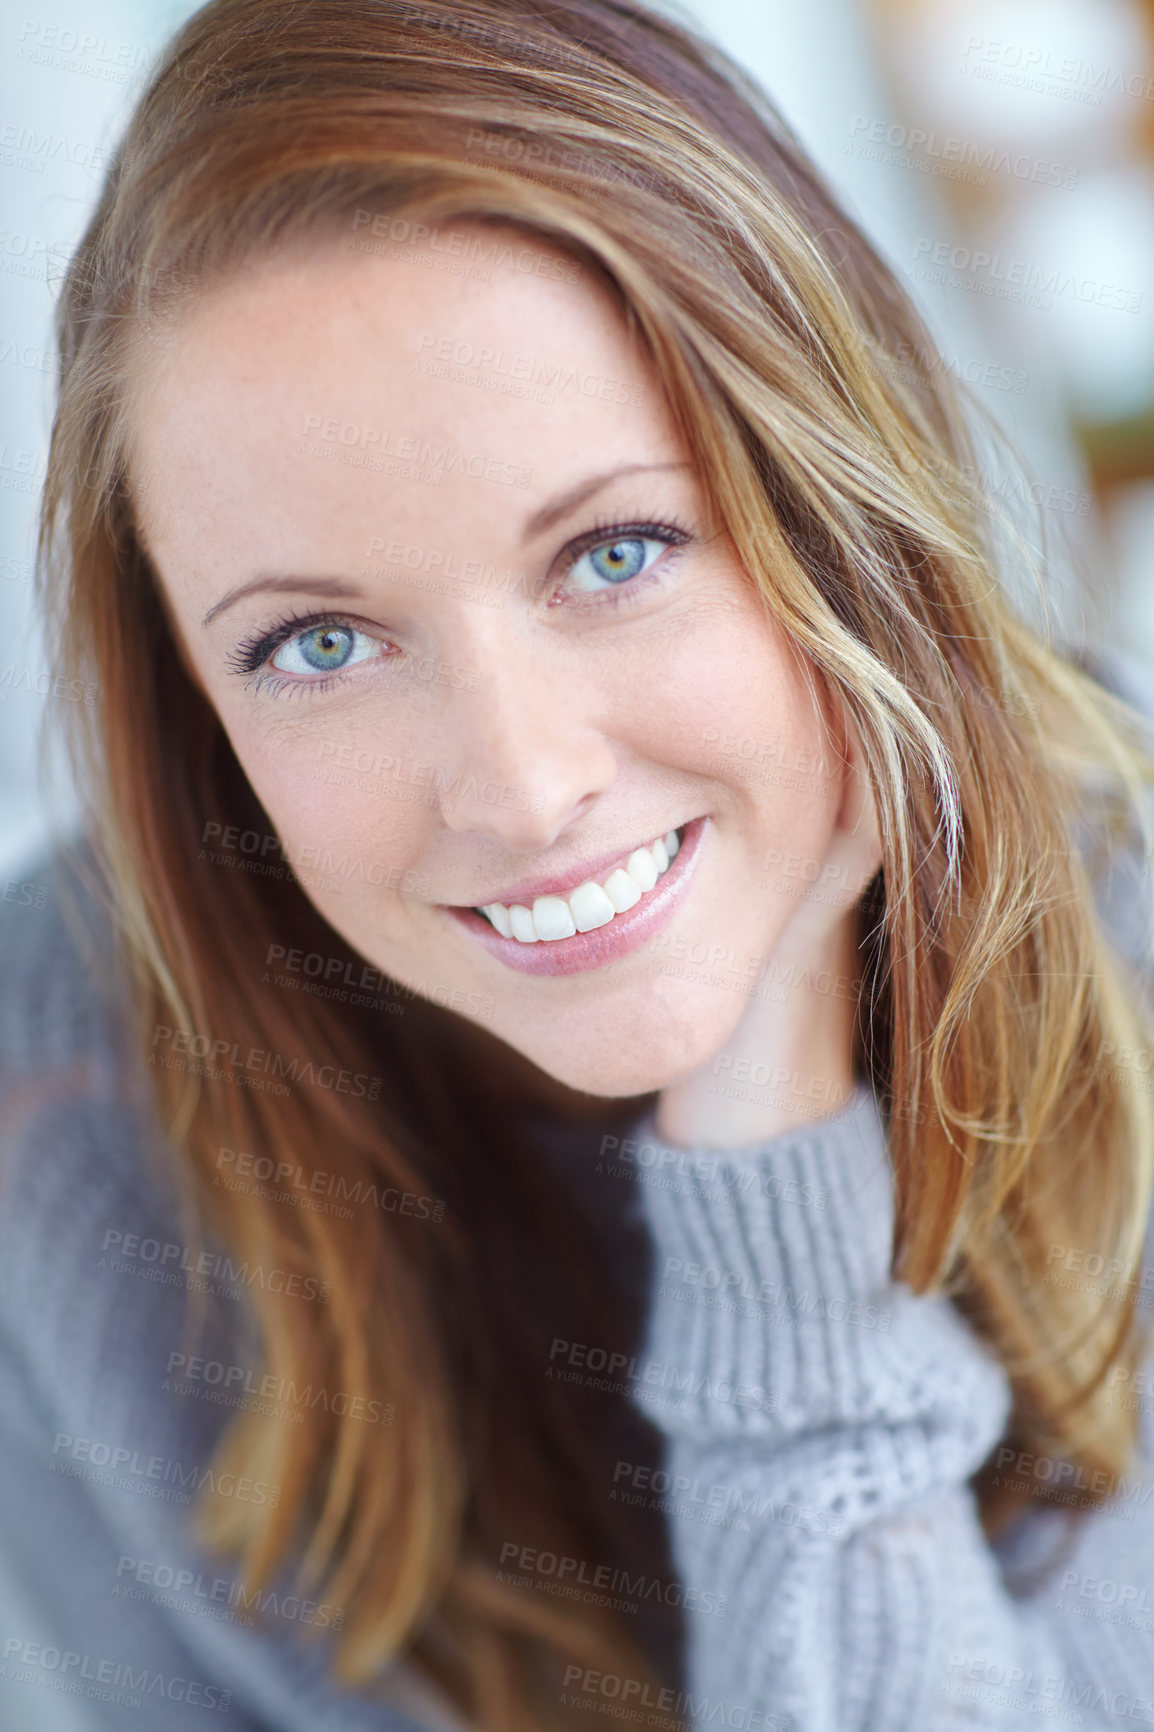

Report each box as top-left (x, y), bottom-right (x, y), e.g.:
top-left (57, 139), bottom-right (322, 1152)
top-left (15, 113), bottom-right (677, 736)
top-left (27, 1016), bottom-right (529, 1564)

top-left (479, 828), bottom-right (683, 943)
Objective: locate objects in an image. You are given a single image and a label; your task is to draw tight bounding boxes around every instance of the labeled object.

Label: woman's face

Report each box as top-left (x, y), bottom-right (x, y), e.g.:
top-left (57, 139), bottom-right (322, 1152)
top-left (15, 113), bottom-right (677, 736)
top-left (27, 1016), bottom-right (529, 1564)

top-left (129, 222), bottom-right (854, 1097)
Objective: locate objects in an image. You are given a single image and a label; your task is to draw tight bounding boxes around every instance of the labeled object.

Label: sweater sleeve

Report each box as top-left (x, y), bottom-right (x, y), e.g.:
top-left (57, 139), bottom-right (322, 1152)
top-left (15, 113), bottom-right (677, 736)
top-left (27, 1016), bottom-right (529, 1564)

top-left (625, 1081), bottom-right (1154, 1731)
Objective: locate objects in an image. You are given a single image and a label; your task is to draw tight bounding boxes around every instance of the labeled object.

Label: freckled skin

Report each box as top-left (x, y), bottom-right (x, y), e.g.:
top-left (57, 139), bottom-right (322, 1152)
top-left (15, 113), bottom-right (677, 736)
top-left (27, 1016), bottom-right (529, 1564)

top-left (129, 222), bottom-right (881, 1134)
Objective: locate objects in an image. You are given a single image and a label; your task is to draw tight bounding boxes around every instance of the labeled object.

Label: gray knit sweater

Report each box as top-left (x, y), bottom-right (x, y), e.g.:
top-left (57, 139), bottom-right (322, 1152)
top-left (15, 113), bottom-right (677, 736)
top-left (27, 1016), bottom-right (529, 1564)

top-left (4, 650), bottom-right (1154, 1731)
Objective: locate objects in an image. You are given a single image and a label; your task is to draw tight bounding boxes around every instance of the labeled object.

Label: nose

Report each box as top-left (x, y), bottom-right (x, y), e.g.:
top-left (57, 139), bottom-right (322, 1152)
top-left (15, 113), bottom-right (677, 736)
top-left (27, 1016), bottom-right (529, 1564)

top-left (434, 639), bottom-right (616, 849)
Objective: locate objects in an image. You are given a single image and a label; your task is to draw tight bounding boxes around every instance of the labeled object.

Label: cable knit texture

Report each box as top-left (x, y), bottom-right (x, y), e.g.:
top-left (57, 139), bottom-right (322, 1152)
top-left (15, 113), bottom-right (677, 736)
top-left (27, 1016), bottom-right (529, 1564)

top-left (628, 1082), bottom-right (1154, 1728)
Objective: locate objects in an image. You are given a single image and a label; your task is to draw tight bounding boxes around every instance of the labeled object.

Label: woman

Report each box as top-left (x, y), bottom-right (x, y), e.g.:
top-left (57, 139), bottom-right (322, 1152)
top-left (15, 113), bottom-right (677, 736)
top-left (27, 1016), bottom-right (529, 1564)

top-left (5, 0), bottom-right (1154, 1726)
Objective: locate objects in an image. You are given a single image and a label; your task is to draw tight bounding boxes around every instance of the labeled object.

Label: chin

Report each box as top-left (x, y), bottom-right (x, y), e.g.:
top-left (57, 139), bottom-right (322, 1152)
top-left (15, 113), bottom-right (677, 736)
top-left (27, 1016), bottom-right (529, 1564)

top-left (497, 992), bottom-right (740, 1101)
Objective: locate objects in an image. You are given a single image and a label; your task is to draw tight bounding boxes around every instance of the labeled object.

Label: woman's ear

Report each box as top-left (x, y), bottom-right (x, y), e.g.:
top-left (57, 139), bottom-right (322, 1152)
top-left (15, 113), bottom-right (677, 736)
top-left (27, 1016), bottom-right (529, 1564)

top-left (839, 713), bottom-right (884, 882)
top-left (823, 683), bottom-right (885, 896)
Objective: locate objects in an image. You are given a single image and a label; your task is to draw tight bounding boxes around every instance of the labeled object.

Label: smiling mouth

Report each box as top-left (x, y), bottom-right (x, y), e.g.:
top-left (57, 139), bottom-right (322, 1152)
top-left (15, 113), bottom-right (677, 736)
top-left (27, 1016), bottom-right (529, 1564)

top-left (473, 825), bottom-right (686, 944)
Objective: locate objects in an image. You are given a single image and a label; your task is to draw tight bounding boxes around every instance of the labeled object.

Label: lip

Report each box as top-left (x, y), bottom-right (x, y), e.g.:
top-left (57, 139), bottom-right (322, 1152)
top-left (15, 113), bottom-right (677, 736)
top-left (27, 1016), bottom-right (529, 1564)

top-left (469, 824), bottom-right (689, 909)
top-left (445, 814), bottom-right (709, 977)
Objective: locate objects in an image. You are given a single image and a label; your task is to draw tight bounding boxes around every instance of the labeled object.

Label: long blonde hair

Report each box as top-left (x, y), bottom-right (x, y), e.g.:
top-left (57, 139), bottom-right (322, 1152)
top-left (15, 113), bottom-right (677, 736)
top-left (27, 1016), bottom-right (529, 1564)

top-left (34, 0), bottom-right (1154, 1723)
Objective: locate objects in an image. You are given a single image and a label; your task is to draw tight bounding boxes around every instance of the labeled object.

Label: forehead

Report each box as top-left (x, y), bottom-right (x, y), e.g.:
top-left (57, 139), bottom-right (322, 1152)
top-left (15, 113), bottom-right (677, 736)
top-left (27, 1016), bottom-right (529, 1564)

top-left (122, 224), bottom-right (690, 588)
top-left (126, 223), bottom-right (664, 489)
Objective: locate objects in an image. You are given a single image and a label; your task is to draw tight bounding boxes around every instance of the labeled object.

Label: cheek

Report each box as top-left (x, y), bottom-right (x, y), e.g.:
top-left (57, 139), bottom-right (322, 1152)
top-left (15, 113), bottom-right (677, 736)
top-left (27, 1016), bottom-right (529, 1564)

top-left (658, 603), bottom-right (839, 818)
top-left (224, 716), bottom-right (432, 918)
top-left (739, 695), bottom-right (846, 893)
top-left (747, 773), bottom-right (844, 922)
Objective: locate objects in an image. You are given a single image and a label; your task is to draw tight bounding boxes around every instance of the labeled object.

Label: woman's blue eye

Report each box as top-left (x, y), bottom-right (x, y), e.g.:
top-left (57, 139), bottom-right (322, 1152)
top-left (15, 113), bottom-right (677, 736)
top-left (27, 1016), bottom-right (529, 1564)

top-left (270, 624), bottom-right (378, 677)
top-left (568, 535), bottom-right (668, 594)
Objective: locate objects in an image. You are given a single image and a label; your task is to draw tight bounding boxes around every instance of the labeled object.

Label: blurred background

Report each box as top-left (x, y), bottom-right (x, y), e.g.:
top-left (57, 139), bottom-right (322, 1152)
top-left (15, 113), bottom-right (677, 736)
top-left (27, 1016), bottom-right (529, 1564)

top-left (2, 0), bottom-right (1153, 878)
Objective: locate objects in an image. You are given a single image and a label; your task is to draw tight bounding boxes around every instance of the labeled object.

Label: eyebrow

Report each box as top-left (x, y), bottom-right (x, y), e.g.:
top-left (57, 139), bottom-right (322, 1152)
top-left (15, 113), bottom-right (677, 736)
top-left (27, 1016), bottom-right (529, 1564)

top-left (201, 461), bottom-right (692, 627)
top-left (202, 574), bottom-right (366, 629)
top-left (522, 462), bottom-right (690, 541)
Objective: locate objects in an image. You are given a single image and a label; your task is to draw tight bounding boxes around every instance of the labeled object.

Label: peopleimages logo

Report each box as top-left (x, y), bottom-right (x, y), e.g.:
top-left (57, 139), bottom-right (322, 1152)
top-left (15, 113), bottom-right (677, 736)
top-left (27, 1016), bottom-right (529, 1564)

top-left (100, 1227), bottom-right (332, 1304)
top-left (351, 206), bottom-right (584, 278)
top-left (412, 330), bottom-right (643, 404)
top-left (611, 1459), bottom-right (845, 1538)
top-left (559, 1667), bottom-right (792, 1730)
top-left (164, 1352), bottom-right (394, 1426)
top-left (114, 1555), bottom-right (344, 1632)
top-left (0, 1638), bottom-right (231, 1713)
top-left (50, 1431), bottom-right (280, 1507)
top-left (546, 1336), bottom-right (775, 1413)
top-left (215, 1145), bottom-right (445, 1223)
top-left (498, 1542), bottom-right (728, 1619)
top-left (150, 1025), bottom-right (382, 1101)
top-left (991, 1441), bottom-right (1154, 1514)
top-left (910, 238), bottom-right (1142, 314)
top-left (299, 411), bottom-right (533, 489)
top-left (959, 36), bottom-right (1154, 105)
top-left (847, 115), bottom-right (1078, 188)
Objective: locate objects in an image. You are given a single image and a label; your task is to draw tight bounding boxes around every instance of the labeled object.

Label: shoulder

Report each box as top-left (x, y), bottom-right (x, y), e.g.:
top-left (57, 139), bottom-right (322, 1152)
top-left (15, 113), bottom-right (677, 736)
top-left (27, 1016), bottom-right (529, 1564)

top-left (0, 839), bottom-right (206, 1398)
top-left (0, 835), bottom-right (134, 1094)
top-left (0, 836), bottom-right (155, 1211)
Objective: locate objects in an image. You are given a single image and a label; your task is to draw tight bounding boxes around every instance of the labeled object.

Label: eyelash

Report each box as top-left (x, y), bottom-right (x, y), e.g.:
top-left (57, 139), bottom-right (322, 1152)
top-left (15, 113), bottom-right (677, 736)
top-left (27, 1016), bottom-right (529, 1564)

top-left (226, 514), bottom-right (694, 698)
